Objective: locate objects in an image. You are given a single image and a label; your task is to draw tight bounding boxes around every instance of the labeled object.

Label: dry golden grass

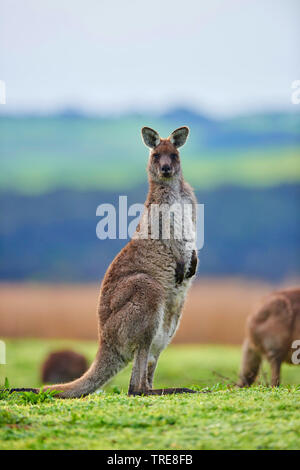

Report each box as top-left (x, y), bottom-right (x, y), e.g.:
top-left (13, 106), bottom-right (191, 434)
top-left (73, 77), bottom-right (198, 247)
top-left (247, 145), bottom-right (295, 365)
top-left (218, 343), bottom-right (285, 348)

top-left (0, 278), bottom-right (296, 344)
top-left (0, 283), bottom-right (99, 340)
top-left (177, 278), bottom-right (273, 344)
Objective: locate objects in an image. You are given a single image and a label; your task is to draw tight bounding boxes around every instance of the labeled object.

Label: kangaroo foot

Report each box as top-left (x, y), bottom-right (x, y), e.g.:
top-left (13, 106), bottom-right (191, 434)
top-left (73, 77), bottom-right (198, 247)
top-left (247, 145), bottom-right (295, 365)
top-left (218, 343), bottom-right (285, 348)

top-left (149, 388), bottom-right (197, 395)
top-left (129, 387), bottom-right (197, 396)
top-left (236, 379), bottom-right (250, 388)
top-left (8, 388), bottom-right (39, 394)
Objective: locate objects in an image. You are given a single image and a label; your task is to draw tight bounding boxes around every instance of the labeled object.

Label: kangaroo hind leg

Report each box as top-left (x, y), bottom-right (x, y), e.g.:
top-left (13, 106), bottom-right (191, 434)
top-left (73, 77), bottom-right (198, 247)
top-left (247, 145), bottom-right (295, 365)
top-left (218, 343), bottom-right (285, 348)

top-left (144, 307), bottom-right (196, 395)
top-left (269, 355), bottom-right (282, 387)
top-left (129, 350), bottom-right (196, 395)
top-left (128, 343), bottom-right (152, 395)
top-left (238, 338), bottom-right (262, 387)
top-left (147, 352), bottom-right (160, 389)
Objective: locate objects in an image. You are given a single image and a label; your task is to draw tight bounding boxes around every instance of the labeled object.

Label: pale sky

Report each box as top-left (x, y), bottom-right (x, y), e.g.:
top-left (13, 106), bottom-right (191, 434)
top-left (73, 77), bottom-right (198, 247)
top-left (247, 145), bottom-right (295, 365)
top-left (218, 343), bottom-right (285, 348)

top-left (1, 0), bottom-right (299, 116)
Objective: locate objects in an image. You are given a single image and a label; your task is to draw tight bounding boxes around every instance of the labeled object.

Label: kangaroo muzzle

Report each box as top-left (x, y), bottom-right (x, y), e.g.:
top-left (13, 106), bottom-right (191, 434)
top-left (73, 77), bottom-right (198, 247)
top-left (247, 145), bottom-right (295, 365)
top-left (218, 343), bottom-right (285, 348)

top-left (161, 164), bottom-right (172, 178)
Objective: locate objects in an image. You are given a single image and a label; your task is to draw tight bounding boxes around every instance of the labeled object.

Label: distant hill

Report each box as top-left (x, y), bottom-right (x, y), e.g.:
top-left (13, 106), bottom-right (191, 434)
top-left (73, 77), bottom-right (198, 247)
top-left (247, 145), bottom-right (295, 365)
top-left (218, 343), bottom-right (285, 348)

top-left (1, 109), bottom-right (299, 281)
top-left (0, 109), bottom-right (299, 193)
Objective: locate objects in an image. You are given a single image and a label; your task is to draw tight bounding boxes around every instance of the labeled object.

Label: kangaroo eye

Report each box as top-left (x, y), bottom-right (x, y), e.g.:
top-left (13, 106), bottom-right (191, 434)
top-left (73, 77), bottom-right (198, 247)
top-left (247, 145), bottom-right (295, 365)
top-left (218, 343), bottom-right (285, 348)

top-left (153, 153), bottom-right (160, 159)
top-left (170, 153), bottom-right (177, 160)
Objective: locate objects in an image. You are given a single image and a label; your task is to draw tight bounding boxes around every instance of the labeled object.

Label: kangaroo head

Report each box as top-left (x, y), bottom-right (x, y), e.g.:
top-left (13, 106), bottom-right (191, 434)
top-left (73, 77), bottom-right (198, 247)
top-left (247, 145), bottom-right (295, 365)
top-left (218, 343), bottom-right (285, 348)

top-left (141, 126), bottom-right (189, 182)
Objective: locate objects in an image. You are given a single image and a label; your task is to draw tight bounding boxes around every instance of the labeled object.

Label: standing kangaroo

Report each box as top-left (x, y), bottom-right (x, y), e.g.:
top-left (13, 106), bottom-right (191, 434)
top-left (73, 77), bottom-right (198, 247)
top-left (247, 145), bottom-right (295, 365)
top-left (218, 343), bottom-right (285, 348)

top-left (238, 288), bottom-right (300, 387)
top-left (10, 126), bottom-right (198, 397)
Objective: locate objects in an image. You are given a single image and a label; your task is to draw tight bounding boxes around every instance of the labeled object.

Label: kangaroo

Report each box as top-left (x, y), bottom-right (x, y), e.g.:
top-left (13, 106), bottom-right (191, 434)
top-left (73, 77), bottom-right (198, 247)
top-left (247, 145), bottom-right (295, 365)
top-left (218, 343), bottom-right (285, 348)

top-left (238, 288), bottom-right (300, 387)
top-left (41, 350), bottom-right (88, 384)
top-left (9, 126), bottom-right (198, 398)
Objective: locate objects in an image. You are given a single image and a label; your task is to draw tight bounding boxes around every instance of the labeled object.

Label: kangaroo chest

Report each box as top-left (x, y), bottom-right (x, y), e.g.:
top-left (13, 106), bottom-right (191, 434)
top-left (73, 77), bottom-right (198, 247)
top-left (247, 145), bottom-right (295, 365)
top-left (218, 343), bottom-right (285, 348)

top-left (150, 191), bottom-right (196, 356)
top-left (164, 192), bottom-right (196, 267)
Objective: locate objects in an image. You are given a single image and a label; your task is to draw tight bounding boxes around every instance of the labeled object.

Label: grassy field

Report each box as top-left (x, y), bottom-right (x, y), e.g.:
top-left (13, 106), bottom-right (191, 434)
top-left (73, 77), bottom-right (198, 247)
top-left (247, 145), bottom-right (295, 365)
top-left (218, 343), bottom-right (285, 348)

top-left (0, 339), bottom-right (299, 450)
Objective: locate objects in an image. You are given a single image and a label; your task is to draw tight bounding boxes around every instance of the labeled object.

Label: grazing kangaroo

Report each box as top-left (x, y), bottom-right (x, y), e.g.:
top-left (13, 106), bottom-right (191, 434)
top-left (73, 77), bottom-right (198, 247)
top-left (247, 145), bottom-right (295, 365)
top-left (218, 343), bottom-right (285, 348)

top-left (10, 126), bottom-right (198, 398)
top-left (238, 288), bottom-right (300, 387)
top-left (41, 350), bottom-right (88, 384)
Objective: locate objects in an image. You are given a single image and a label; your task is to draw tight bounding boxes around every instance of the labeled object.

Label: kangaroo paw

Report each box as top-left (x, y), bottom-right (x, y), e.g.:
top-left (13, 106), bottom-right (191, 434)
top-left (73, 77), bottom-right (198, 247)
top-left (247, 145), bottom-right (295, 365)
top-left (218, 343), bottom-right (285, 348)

top-left (186, 250), bottom-right (198, 279)
top-left (128, 389), bottom-right (149, 396)
top-left (175, 261), bottom-right (185, 285)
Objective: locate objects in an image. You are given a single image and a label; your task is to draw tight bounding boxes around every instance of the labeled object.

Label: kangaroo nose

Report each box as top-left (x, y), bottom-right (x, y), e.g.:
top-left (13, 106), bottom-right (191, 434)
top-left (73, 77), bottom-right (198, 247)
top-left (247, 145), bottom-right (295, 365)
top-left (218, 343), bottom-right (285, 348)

top-left (161, 164), bottom-right (171, 174)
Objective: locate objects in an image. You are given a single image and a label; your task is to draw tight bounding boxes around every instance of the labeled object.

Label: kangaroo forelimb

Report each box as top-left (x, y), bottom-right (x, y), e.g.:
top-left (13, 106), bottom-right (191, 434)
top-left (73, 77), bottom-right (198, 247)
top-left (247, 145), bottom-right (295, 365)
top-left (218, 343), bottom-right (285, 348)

top-left (175, 260), bottom-right (185, 285)
top-left (186, 250), bottom-right (198, 279)
top-left (175, 250), bottom-right (198, 285)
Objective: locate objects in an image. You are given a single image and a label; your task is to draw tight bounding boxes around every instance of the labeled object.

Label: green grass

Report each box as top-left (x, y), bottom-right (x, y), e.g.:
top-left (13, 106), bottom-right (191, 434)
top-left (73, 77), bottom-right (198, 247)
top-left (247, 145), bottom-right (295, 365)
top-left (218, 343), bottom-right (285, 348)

top-left (184, 147), bottom-right (300, 189)
top-left (0, 339), bottom-right (299, 450)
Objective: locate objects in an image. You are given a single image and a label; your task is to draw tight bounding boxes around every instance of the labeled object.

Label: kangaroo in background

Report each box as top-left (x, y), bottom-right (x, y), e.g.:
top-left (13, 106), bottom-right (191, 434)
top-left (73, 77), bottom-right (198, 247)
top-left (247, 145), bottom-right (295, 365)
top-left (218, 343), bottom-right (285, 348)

top-left (238, 288), bottom-right (300, 387)
top-left (41, 350), bottom-right (88, 384)
top-left (10, 126), bottom-right (198, 397)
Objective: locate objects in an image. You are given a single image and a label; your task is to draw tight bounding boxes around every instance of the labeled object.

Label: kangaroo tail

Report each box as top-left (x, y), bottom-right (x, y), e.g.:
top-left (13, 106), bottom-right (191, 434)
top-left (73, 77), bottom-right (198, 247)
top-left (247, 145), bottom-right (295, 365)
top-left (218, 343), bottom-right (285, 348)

top-left (8, 345), bottom-right (125, 399)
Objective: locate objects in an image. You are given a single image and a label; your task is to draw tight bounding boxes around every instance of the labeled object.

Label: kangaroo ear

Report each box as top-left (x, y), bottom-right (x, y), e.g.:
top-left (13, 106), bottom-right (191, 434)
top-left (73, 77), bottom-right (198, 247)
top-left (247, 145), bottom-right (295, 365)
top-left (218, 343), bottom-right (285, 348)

top-left (141, 127), bottom-right (160, 149)
top-left (169, 126), bottom-right (189, 148)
